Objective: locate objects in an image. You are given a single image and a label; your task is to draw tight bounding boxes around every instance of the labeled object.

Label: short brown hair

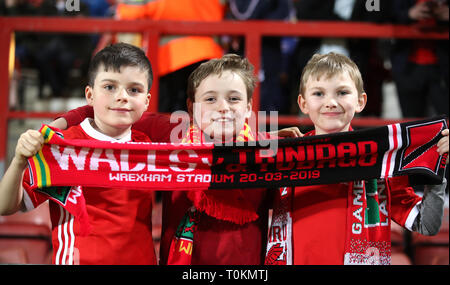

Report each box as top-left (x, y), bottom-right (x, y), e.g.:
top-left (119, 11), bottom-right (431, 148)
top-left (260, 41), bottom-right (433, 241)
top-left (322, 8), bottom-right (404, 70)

top-left (299, 52), bottom-right (364, 96)
top-left (187, 54), bottom-right (257, 102)
top-left (88, 42), bottom-right (153, 92)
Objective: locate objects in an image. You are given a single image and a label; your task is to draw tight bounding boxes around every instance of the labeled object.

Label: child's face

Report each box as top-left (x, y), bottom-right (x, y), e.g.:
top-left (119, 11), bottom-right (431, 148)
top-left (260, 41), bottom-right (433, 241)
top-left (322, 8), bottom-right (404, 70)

top-left (85, 65), bottom-right (150, 138)
top-left (298, 71), bottom-right (366, 135)
top-left (190, 70), bottom-right (252, 142)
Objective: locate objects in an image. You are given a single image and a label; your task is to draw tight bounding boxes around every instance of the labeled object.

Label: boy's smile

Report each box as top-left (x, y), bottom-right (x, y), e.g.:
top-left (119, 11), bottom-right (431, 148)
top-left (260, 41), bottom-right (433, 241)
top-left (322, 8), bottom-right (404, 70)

top-left (191, 71), bottom-right (252, 142)
top-left (298, 71), bottom-right (366, 135)
top-left (85, 65), bottom-right (150, 139)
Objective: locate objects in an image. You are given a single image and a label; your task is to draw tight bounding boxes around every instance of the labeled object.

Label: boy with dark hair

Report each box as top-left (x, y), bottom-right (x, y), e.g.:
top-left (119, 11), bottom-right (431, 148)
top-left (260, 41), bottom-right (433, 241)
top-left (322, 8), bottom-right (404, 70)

top-left (0, 42), bottom-right (158, 265)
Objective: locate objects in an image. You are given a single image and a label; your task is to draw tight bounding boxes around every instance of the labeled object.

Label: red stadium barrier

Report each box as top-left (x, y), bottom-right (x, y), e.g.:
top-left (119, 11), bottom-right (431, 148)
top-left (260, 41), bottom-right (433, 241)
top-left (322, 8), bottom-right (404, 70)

top-left (0, 16), bottom-right (448, 173)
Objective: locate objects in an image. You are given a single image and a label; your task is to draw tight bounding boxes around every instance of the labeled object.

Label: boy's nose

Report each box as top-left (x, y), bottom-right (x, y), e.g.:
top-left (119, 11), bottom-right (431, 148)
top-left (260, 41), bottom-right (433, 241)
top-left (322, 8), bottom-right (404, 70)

top-left (325, 96), bottom-right (338, 108)
top-left (116, 87), bottom-right (129, 101)
top-left (217, 98), bottom-right (230, 112)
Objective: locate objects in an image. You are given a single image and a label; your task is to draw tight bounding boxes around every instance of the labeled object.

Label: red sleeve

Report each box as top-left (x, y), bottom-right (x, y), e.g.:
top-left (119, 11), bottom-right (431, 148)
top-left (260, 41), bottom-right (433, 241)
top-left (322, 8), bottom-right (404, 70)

top-left (388, 176), bottom-right (422, 228)
top-left (131, 129), bottom-right (152, 143)
top-left (58, 105), bottom-right (94, 128)
top-left (60, 107), bottom-right (178, 143)
top-left (132, 112), bottom-right (178, 143)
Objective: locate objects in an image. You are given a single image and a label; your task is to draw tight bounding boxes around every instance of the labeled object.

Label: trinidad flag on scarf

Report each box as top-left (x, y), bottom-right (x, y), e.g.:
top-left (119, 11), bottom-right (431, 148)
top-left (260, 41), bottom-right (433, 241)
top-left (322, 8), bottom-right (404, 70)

top-left (26, 116), bottom-right (448, 235)
top-left (383, 118), bottom-right (447, 185)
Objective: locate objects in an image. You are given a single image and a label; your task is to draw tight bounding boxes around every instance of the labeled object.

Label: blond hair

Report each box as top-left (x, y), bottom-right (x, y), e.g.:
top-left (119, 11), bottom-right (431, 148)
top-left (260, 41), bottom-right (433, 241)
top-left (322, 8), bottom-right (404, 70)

top-left (187, 54), bottom-right (257, 102)
top-left (299, 52), bottom-right (365, 96)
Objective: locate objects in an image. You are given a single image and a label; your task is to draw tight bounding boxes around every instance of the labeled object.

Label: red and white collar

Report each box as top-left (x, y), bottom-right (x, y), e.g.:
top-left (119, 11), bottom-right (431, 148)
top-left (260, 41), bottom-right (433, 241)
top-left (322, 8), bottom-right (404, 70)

top-left (80, 118), bottom-right (132, 142)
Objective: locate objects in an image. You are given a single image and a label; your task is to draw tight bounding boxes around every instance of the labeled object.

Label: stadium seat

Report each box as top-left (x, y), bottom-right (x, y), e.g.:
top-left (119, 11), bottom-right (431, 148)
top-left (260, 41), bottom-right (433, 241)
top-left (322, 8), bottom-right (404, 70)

top-left (0, 247), bottom-right (28, 264)
top-left (391, 221), bottom-right (406, 254)
top-left (390, 220), bottom-right (414, 265)
top-left (411, 207), bottom-right (449, 265)
top-left (0, 202), bottom-right (52, 264)
top-left (391, 252), bottom-right (412, 265)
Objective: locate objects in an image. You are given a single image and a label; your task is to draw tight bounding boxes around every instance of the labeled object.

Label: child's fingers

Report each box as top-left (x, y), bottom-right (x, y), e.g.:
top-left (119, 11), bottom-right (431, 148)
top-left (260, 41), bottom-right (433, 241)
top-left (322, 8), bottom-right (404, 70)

top-left (22, 135), bottom-right (43, 152)
top-left (291, 127), bottom-right (304, 137)
top-left (16, 130), bottom-right (44, 158)
top-left (436, 135), bottom-right (448, 153)
top-left (277, 127), bottom-right (304, 138)
top-left (26, 130), bottom-right (44, 144)
top-left (440, 128), bottom-right (449, 161)
top-left (16, 140), bottom-right (37, 158)
top-left (22, 138), bottom-right (42, 155)
top-left (437, 134), bottom-right (448, 145)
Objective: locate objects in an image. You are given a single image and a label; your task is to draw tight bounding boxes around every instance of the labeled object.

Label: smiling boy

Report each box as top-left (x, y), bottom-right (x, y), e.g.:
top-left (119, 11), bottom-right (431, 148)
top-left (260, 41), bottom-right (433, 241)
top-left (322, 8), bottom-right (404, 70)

top-left (0, 43), bottom-right (158, 265)
top-left (298, 67), bottom-right (366, 135)
top-left (160, 54), bottom-right (274, 265)
top-left (187, 57), bottom-right (253, 143)
top-left (281, 52), bottom-right (449, 264)
top-left (86, 64), bottom-right (149, 137)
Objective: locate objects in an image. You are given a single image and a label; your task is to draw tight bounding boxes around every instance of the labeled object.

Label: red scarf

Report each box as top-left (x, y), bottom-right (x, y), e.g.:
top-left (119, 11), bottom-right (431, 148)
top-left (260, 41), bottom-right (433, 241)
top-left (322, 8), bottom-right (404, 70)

top-left (167, 123), bottom-right (259, 265)
top-left (26, 126), bottom-right (92, 235)
top-left (265, 129), bottom-right (392, 265)
top-left (344, 179), bottom-right (391, 264)
top-left (26, 117), bottom-right (448, 258)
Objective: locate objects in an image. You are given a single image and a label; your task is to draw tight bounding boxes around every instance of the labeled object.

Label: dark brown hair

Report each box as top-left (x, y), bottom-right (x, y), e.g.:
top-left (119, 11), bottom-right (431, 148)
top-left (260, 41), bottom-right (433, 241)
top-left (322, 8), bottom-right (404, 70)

top-left (88, 42), bottom-right (153, 92)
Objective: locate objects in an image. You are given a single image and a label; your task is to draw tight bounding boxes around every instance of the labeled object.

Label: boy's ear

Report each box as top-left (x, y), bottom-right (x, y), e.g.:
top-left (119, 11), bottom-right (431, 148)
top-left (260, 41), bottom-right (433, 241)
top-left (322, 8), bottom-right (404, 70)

top-left (356, 93), bottom-right (367, 113)
top-left (297, 94), bottom-right (308, 114)
top-left (245, 98), bottom-right (253, 119)
top-left (145, 93), bottom-right (151, 109)
top-left (85, 86), bottom-right (94, 106)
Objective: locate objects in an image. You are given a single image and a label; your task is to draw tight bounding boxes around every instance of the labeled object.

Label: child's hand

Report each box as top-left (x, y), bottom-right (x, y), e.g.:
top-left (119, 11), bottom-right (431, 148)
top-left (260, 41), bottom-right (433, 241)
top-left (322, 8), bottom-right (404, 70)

top-left (409, 1), bottom-right (433, 20)
top-left (437, 129), bottom-right (449, 164)
top-left (14, 130), bottom-right (44, 165)
top-left (271, 127), bottom-right (304, 138)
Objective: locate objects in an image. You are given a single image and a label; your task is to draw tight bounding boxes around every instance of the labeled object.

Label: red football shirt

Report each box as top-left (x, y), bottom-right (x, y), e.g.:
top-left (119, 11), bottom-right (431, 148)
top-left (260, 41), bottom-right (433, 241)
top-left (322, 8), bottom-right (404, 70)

top-left (292, 131), bottom-right (422, 265)
top-left (159, 132), bottom-right (275, 265)
top-left (22, 119), bottom-right (157, 265)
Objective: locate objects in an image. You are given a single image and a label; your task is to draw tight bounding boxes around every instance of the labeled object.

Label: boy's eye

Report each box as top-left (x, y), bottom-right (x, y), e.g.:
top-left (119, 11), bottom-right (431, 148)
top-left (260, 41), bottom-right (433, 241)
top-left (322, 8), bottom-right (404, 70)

top-left (104, 85), bottom-right (115, 91)
top-left (338, 90), bottom-right (349, 96)
top-left (205, 97), bottom-right (216, 102)
top-left (228, 96), bottom-right (241, 102)
top-left (129, 87), bottom-right (141, 94)
top-left (312, 91), bottom-right (323, 97)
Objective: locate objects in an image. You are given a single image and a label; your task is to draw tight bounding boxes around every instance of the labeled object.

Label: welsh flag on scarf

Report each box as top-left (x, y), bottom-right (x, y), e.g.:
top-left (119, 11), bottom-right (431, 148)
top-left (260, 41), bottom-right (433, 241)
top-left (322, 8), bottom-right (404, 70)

top-left (167, 208), bottom-right (200, 264)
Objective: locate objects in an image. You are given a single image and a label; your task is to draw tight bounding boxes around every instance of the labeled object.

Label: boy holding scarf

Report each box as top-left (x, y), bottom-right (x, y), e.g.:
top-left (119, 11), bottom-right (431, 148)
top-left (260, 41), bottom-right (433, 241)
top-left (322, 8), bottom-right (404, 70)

top-left (46, 53), bottom-right (299, 265)
top-left (160, 54), bottom-right (277, 264)
top-left (0, 43), bottom-right (158, 265)
top-left (266, 52), bottom-right (449, 265)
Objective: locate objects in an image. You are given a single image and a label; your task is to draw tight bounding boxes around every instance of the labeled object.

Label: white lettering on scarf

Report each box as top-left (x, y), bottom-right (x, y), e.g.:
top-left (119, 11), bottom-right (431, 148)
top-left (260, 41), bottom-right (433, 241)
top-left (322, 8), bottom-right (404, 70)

top-left (352, 181), bottom-right (365, 234)
top-left (51, 145), bottom-right (210, 173)
top-left (50, 145), bottom-right (89, 170)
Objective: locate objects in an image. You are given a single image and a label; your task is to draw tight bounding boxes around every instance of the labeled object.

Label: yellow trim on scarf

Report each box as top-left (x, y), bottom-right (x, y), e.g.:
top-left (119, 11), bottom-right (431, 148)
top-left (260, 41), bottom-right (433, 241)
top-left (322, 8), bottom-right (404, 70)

top-left (31, 125), bottom-right (56, 188)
